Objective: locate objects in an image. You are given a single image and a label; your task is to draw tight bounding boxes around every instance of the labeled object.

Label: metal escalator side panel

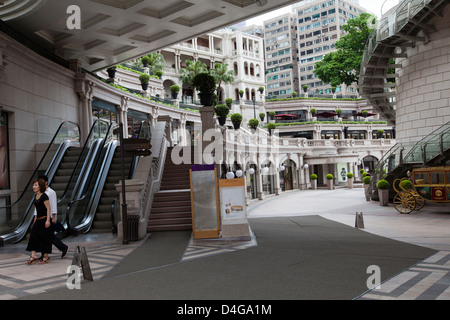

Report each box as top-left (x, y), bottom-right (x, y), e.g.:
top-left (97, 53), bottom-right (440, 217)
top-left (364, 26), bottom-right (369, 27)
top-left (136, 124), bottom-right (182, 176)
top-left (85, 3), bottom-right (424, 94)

top-left (0, 121), bottom-right (80, 245)
top-left (76, 140), bottom-right (119, 234)
top-left (67, 121), bottom-right (119, 234)
top-left (0, 139), bottom-right (77, 245)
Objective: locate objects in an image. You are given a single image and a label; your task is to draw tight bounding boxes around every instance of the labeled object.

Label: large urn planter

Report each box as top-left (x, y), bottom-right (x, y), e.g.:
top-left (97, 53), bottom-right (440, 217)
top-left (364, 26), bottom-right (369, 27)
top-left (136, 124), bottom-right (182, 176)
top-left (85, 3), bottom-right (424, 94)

top-left (310, 174), bottom-right (317, 190)
top-left (363, 176), bottom-right (371, 201)
top-left (326, 174), bottom-right (334, 190)
top-left (347, 172), bottom-right (354, 189)
top-left (107, 66), bottom-right (117, 78)
top-left (193, 73), bottom-right (216, 106)
top-left (215, 104), bottom-right (229, 127)
top-left (230, 113), bottom-right (242, 130)
top-left (377, 179), bottom-right (389, 206)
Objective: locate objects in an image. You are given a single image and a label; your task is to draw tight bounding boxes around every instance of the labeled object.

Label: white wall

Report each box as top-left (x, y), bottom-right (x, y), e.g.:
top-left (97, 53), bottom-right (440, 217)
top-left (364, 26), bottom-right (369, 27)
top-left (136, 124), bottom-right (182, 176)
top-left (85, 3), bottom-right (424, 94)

top-left (0, 33), bottom-right (79, 199)
top-left (396, 5), bottom-right (450, 144)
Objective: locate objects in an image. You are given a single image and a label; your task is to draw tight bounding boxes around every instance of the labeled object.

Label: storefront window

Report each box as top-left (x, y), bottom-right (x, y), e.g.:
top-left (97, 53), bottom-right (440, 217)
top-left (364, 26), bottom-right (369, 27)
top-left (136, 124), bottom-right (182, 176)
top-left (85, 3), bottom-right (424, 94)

top-left (280, 160), bottom-right (297, 191)
top-left (127, 109), bottom-right (150, 139)
top-left (0, 111), bottom-right (9, 189)
top-left (92, 99), bottom-right (118, 125)
top-left (245, 163), bottom-right (257, 200)
top-left (261, 162), bottom-right (275, 195)
top-left (321, 131), bottom-right (340, 139)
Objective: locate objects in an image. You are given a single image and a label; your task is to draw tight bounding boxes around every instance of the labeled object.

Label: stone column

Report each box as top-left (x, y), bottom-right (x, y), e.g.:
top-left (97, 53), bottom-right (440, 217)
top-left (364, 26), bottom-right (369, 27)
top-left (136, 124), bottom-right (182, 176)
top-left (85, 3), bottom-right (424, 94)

top-left (75, 73), bottom-right (95, 142)
top-left (119, 96), bottom-right (129, 138)
top-left (199, 106), bottom-right (216, 165)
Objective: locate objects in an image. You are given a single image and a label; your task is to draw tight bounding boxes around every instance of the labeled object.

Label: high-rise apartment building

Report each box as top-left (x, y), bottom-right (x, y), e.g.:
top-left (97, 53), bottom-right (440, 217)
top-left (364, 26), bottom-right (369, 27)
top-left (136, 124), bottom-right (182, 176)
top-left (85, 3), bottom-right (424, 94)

top-left (264, 0), bottom-right (366, 98)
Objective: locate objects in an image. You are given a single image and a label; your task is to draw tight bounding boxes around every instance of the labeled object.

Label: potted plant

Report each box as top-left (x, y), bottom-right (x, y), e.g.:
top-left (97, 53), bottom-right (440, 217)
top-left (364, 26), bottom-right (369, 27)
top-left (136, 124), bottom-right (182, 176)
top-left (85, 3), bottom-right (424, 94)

top-left (326, 174), bottom-right (334, 190)
top-left (215, 104), bottom-right (229, 126)
top-left (363, 175), bottom-right (371, 201)
top-left (225, 97), bottom-right (233, 109)
top-left (170, 84), bottom-right (180, 99)
top-left (310, 173), bottom-right (318, 190)
top-left (230, 113), bottom-right (242, 130)
top-left (268, 111), bottom-right (276, 121)
top-left (310, 107), bottom-right (317, 119)
top-left (302, 84), bottom-right (309, 93)
top-left (267, 122), bottom-right (276, 135)
top-left (258, 86), bottom-right (265, 94)
top-left (259, 112), bottom-right (265, 123)
top-left (192, 72), bottom-right (216, 106)
top-left (292, 91), bottom-right (297, 98)
top-left (141, 55), bottom-right (150, 67)
top-left (347, 172), bottom-right (354, 189)
top-left (238, 90), bottom-right (244, 99)
top-left (139, 73), bottom-right (150, 91)
top-left (106, 65), bottom-right (117, 78)
top-left (248, 118), bottom-right (259, 130)
top-left (377, 179), bottom-right (389, 206)
top-left (155, 70), bottom-right (163, 79)
top-left (377, 129), bottom-right (385, 139)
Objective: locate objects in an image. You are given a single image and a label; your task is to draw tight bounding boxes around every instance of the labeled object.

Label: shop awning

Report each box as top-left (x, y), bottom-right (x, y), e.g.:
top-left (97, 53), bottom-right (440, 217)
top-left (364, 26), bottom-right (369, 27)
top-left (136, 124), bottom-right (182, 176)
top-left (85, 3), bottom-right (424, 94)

top-left (315, 111), bottom-right (337, 118)
top-left (354, 111), bottom-right (377, 117)
top-left (274, 114), bottom-right (297, 117)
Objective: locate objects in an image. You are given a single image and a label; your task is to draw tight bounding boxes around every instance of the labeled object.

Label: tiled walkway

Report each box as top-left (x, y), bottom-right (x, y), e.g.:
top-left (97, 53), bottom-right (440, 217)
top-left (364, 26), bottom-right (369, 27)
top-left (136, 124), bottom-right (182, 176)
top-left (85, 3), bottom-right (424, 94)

top-left (1, 188), bottom-right (450, 300)
top-left (358, 250), bottom-right (450, 300)
top-left (182, 234), bottom-right (257, 262)
top-left (0, 236), bottom-right (141, 300)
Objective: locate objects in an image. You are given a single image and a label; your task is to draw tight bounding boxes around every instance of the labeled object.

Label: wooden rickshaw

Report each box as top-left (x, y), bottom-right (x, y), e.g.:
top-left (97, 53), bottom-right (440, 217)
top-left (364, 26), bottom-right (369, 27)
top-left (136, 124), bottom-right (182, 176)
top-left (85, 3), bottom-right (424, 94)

top-left (393, 166), bottom-right (450, 214)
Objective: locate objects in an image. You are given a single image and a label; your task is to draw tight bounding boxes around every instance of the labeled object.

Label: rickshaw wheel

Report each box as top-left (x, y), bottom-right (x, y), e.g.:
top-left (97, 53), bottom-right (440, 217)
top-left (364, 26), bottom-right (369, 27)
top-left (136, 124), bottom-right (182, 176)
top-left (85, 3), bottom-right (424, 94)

top-left (393, 193), bottom-right (416, 214)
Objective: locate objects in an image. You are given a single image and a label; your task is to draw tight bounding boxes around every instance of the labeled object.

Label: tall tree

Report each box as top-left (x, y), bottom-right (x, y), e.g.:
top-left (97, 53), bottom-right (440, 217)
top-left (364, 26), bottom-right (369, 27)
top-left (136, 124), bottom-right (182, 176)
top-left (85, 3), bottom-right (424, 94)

top-left (179, 60), bottom-right (208, 87)
top-left (210, 63), bottom-right (235, 97)
top-left (146, 52), bottom-right (165, 75)
top-left (314, 13), bottom-right (376, 87)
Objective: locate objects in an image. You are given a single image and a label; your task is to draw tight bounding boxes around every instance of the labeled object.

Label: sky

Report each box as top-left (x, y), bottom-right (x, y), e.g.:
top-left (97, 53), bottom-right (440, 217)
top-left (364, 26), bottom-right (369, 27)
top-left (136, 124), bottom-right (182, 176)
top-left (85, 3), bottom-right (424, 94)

top-left (245, 0), bottom-right (400, 25)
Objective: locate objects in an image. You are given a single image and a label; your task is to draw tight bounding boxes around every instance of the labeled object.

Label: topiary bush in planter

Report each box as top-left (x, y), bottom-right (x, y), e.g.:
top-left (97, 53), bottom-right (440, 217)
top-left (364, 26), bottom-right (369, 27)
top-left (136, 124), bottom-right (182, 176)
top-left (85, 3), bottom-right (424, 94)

top-left (266, 122), bottom-right (276, 135)
top-left (192, 72), bottom-right (216, 106)
top-left (363, 175), bottom-right (371, 201)
top-left (326, 174), bottom-right (334, 190)
top-left (230, 113), bottom-right (242, 130)
top-left (139, 73), bottom-right (150, 90)
top-left (310, 174), bottom-right (318, 189)
top-left (377, 179), bottom-right (390, 206)
top-left (215, 104), bottom-right (229, 126)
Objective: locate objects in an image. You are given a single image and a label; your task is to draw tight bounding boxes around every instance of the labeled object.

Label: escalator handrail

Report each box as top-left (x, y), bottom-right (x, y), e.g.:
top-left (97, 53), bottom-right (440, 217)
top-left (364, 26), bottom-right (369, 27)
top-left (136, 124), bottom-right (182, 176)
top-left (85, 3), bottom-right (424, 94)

top-left (57, 119), bottom-right (111, 209)
top-left (66, 122), bottom-right (118, 231)
top-left (73, 140), bottom-right (119, 233)
top-left (0, 121), bottom-right (80, 210)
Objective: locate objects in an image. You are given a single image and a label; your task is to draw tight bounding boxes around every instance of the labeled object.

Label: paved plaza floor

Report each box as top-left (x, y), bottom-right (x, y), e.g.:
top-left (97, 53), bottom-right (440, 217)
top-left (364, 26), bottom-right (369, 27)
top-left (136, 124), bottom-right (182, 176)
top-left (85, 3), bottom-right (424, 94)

top-left (0, 187), bottom-right (449, 300)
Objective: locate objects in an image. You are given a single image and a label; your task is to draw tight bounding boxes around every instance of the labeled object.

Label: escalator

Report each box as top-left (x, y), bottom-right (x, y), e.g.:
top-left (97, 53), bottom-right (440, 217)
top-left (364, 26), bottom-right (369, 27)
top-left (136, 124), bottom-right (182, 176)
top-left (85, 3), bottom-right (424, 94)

top-left (0, 120), bottom-right (114, 246)
top-left (1, 119), bottom-right (151, 246)
top-left (90, 148), bottom-right (134, 233)
top-left (67, 120), bottom-right (151, 235)
top-left (0, 122), bottom-right (81, 246)
top-left (368, 120), bottom-right (450, 200)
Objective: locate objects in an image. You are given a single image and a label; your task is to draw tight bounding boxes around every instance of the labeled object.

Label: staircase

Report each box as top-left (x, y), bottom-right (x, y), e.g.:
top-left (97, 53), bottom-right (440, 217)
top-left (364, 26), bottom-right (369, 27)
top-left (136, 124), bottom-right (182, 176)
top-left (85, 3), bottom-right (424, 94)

top-left (147, 147), bottom-right (193, 232)
top-left (369, 120), bottom-right (450, 200)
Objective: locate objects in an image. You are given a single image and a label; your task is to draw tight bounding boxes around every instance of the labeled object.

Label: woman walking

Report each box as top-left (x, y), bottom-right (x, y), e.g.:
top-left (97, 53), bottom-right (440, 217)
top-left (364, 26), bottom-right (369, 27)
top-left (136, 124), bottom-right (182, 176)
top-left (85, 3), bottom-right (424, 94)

top-left (25, 178), bottom-right (52, 264)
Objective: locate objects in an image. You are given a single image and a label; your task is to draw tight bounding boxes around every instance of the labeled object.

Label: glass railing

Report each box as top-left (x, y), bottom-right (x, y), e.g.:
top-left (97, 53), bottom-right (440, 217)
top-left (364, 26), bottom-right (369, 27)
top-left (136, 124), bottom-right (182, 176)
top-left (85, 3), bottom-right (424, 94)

top-left (0, 121), bottom-right (80, 245)
top-left (369, 120), bottom-right (450, 196)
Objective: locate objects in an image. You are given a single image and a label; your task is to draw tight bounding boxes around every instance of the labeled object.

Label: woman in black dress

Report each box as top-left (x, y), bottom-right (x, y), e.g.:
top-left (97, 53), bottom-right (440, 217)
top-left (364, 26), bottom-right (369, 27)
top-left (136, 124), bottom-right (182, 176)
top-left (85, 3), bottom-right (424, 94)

top-left (25, 178), bottom-right (52, 264)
